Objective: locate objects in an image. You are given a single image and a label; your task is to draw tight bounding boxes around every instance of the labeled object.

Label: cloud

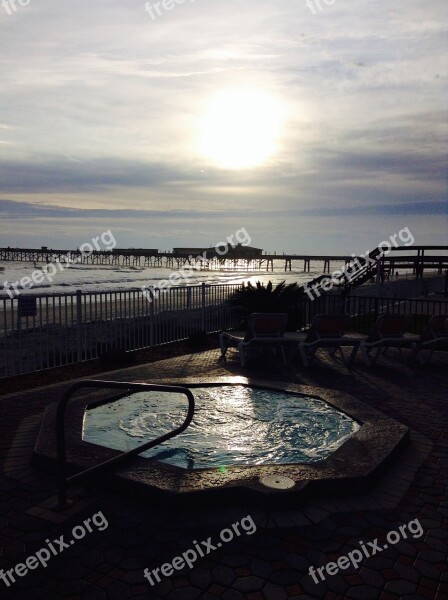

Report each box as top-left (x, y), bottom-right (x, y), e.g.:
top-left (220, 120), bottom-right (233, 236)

top-left (0, 0), bottom-right (446, 251)
top-left (1, 198), bottom-right (445, 220)
top-left (0, 158), bottom-right (189, 193)
top-left (293, 201), bottom-right (447, 217)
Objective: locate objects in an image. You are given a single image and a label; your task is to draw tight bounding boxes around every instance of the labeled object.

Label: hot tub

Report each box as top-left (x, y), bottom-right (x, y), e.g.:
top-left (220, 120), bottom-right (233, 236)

top-left (82, 385), bottom-right (360, 470)
top-left (33, 377), bottom-right (409, 507)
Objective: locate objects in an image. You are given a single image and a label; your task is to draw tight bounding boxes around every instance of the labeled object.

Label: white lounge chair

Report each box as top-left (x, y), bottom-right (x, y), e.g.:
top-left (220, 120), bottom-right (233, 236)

top-left (359, 315), bottom-right (419, 365)
top-left (219, 313), bottom-right (291, 367)
top-left (295, 314), bottom-right (363, 367)
top-left (410, 315), bottom-right (448, 365)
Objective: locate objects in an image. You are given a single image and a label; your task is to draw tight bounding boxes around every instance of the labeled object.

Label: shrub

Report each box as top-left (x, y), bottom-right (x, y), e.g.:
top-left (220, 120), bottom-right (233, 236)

top-left (226, 280), bottom-right (304, 330)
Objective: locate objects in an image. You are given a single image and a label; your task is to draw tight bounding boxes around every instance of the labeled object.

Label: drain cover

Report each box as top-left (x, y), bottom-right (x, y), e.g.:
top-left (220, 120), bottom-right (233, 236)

top-left (260, 475), bottom-right (295, 490)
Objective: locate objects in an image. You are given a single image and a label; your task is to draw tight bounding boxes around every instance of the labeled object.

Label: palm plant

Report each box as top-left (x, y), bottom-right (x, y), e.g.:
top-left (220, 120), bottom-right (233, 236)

top-left (226, 280), bottom-right (304, 330)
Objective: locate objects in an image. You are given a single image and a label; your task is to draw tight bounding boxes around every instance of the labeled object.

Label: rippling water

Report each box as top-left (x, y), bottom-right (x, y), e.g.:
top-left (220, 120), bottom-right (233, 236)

top-left (83, 385), bottom-right (360, 469)
top-left (1, 260), bottom-right (340, 295)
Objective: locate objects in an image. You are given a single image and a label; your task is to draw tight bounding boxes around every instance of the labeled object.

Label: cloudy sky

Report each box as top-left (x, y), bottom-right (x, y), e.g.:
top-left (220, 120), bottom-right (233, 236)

top-left (0, 0), bottom-right (446, 254)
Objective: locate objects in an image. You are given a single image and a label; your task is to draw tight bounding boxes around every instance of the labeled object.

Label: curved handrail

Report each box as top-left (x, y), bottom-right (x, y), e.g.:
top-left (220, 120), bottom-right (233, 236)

top-left (56, 379), bottom-right (195, 506)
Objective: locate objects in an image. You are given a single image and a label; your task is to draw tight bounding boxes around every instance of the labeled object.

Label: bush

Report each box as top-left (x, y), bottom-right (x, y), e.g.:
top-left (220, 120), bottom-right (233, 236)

top-left (226, 280), bottom-right (304, 330)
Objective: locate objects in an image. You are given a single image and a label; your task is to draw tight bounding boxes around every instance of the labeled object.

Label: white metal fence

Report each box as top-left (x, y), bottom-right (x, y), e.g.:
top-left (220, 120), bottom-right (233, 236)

top-left (0, 283), bottom-right (242, 378)
top-left (2, 283), bottom-right (447, 379)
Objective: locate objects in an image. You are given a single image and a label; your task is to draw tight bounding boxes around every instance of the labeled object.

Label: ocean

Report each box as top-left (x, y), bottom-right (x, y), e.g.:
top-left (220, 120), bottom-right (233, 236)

top-left (1, 260), bottom-right (344, 296)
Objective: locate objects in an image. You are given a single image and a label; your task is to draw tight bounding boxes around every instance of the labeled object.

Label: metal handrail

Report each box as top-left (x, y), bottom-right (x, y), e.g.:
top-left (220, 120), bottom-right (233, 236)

top-left (56, 379), bottom-right (195, 507)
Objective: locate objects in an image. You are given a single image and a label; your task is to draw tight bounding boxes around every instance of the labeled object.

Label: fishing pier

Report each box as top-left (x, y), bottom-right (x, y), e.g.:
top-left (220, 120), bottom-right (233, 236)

top-left (1, 245), bottom-right (447, 276)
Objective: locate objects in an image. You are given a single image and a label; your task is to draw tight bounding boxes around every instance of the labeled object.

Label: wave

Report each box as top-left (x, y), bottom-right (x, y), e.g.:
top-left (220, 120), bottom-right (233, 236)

top-left (0, 261), bottom-right (335, 295)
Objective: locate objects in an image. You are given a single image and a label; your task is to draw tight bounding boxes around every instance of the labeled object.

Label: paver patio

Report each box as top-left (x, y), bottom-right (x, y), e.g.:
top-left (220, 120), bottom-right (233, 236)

top-left (0, 345), bottom-right (447, 599)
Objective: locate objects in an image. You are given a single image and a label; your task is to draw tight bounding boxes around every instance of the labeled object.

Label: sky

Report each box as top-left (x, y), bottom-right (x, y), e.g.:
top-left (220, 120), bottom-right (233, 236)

top-left (0, 0), bottom-right (447, 255)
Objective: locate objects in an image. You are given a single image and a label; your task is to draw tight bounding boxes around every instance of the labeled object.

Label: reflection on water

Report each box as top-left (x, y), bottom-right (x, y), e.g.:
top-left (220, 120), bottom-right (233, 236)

top-left (83, 386), bottom-right (360, 469)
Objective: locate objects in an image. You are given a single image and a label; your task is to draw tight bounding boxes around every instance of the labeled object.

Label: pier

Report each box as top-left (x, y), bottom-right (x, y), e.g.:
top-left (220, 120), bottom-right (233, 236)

top-left (1, 245), bottom-right (447, 275)
top-left (0, 246), bottom-right (355, 272)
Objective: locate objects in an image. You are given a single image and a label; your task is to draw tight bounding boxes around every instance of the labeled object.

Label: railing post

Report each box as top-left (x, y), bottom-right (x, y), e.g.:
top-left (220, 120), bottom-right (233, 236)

top-left (76, 289), bottom-right (82, 363)
top-left (376, 254), bottom-right (382, 297)
top-left (149, 287), bottom-right (155, 347)
top-left (201, 282), bottom-right (206, 331)
top-left (56, 380), bottom-right (195, 508)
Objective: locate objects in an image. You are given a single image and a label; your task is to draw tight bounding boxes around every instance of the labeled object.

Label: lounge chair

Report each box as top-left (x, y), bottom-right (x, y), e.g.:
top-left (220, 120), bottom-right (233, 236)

top-left (410, 315), bottom-right (448, 365)
top-left (219, 313), bottom-right (291, 367)
top-left (295, 314), bottom-right (363, 368)
top-left (359, 315), bottom-right (419, 365)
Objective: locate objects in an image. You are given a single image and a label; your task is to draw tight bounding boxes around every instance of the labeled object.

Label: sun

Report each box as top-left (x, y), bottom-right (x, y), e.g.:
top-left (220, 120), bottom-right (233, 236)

top-left (198, 89), bottom-right (284, 169)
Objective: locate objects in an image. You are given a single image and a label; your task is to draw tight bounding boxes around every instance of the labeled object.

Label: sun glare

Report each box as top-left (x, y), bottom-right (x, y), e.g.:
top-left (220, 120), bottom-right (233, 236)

top-left (199, 90), bottom-right (284, 169)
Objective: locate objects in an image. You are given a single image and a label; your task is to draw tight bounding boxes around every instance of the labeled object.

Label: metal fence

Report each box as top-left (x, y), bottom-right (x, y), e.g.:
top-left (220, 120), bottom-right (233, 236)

top-left (1, 285), bottom-right (447, 378)
top-left (0, 283), bottom-right (241, 378)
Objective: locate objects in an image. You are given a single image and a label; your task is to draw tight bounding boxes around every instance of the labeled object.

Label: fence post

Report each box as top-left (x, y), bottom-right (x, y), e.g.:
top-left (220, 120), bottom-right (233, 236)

top-left (76, 289), bottom-right (82, 363)
top-left (201, 283), bottom-right (206, 331)
top-left (376, 254), bottom-right (383, 297)
top-left (149, 287), bottom-right (155, 347)
top-left (187, 286), bottom-right (192, 309)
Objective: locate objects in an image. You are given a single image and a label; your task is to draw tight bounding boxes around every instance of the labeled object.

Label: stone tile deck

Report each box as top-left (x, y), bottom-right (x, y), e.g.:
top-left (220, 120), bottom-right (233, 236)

top-left (1, 346), bottom-right (447, 599)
